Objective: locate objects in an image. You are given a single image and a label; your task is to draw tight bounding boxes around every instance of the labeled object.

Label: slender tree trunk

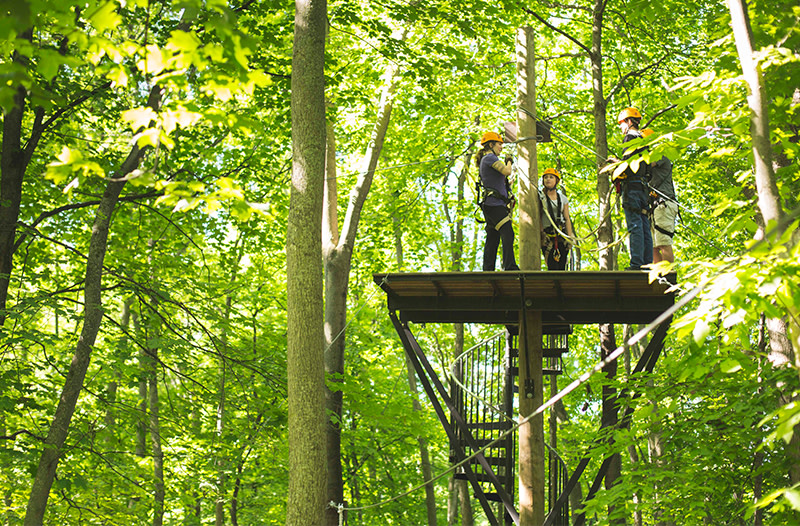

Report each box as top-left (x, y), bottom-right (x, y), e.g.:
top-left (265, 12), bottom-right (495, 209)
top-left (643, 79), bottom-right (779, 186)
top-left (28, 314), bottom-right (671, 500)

top-left (393, 215), bottom-right (438, 526)
top-left (231, 460), bottom-right (244, 526)
top-left (448, 146), bottom-right (475, 525)
top-left (215, 360), bottom-right (227, 526)
top-left (105, 296), bottom-right (133, 447)
top-left (0, 30), bottom-right (51, 326)
top-left (216, 285), bottom-right (237, 526)
top-left (321, 50), bottom-right (403, 526)
top-left (128, 305), bottom-right (148, 513)
top-left (0, 47), bottom-right (29, 326)
top-left (729, 0), bottom-right (800, 487)
top-left (728, 0), bottom-right (784, 233)
top-left (23, 85), bottom-right (161, 526)
top-left (149, 345), bottom-right (165, 526)
top-left (588, 0), bottom-right (624, 522)
top-left (286, 0), bottom-right (327, 523)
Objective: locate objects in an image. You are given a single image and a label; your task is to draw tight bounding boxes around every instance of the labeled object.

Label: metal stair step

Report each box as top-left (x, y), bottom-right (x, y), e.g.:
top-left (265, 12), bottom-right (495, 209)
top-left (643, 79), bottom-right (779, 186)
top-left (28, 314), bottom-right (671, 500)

top-left (510, 347), bottom-right (569, 358)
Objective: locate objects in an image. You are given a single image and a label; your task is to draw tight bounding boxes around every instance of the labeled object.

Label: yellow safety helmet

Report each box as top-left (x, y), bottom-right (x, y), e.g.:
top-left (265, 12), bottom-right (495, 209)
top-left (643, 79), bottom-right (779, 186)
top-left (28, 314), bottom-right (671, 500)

top-left (617, 107), bottom-right (642, 124)
top-left (641, 128), bottom-right (654, 137)
top-left (542, 167), bottom-right (561, 180)
top-left (480, 131), bottom-right (504, 146)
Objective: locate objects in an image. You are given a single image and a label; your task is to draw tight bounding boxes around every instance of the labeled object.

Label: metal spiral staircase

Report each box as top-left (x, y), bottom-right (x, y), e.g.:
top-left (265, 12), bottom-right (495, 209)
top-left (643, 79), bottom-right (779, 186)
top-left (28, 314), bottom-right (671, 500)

top-left (449, 328), bottom-right (571, 525)
top-left (375, 269), bottom-right (676, 526)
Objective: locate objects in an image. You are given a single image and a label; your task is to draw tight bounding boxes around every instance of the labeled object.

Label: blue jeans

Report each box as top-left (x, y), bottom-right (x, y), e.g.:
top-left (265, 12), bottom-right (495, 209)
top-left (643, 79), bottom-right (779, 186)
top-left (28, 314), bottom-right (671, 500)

top-left (624, 187), bottom-right (653, 269)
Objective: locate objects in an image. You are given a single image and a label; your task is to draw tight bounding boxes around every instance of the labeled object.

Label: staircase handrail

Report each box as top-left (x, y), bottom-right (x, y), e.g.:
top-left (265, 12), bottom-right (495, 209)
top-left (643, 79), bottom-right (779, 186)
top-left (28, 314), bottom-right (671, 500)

top-left (448, 329), bottom-right (512, 423)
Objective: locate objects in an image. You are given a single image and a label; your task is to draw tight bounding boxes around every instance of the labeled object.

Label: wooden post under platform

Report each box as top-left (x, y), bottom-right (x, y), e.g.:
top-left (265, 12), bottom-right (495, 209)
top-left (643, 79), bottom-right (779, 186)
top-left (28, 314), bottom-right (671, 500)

top-left (516, 25), bottom-right (545, 526)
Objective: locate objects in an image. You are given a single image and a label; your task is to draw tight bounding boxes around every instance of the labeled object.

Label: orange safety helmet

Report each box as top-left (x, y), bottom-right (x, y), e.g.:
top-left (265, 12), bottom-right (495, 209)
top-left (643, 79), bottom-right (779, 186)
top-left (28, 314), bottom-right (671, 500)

top-left (542, 167), bottom-right (561, 180)
top-left (617, 107), bottom-right (642, 124)
top-left (480, 131), bottom-right (504, 146)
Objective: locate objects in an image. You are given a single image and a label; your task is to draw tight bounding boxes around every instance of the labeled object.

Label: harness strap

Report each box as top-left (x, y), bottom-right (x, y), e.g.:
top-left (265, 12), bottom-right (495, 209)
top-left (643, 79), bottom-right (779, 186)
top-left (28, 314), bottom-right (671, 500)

top-left (654, 224), bottom-right (675, 237)
top-left (495, 214), bottom-right (512, 231)
top-left (484, 187), bottom-right (512, 205)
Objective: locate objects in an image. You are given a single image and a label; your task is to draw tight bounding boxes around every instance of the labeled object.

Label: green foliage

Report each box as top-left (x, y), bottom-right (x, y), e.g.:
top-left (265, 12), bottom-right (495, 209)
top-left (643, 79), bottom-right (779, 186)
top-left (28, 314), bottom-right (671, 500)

top-left (1, 0), bottom-right (799, 523)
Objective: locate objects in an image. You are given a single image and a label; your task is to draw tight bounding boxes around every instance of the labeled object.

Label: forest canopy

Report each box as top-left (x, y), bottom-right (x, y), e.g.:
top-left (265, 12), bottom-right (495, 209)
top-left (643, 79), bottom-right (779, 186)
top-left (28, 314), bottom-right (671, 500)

top-left (0, 0), bottom-right (798, 525)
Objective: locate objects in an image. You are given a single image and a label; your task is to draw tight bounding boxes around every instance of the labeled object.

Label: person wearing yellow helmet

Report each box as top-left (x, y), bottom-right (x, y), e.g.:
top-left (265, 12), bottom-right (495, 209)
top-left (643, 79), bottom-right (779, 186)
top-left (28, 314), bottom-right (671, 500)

top-left (642, 129), bottom-right (678, 263)
top-left (476, 131), bottom-right (519, 271)
top-left (540, 168), bottom-right (575, 270)
top-left (617, 106), bottom-right (653, 270)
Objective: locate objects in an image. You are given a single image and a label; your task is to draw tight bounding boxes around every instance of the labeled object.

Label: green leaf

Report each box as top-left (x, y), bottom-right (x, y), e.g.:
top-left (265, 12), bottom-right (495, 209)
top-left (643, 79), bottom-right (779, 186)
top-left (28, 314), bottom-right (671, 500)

top-left (719, 358), bottom-right (741, 373)
top-left (86, 1), bottom-right (121, 33)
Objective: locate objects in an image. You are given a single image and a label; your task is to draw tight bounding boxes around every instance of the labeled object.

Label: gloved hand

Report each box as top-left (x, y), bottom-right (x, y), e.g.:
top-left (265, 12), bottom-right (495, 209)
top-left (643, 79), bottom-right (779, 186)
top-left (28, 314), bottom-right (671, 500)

top-left (505, 156), bottom-right (513, 165)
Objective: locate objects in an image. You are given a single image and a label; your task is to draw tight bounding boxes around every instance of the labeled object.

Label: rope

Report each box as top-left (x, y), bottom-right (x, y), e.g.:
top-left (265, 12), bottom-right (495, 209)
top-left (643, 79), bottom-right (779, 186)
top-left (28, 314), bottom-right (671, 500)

top-left (329, 200), bottom-right (798, 514)
top-left (647, 184), bottom-right (734, 257)
top-left (324, 275), bottom-right (388, 354)
top-left (328, 283), bottom-right (691, 515)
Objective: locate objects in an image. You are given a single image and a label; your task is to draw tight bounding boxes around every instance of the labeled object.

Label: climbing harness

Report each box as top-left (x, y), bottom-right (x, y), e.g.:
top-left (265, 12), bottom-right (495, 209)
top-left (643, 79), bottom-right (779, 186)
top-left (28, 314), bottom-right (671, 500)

top-left (327, 207), bottom-right (800, 517)
top-left (541, 188), bottom-right (568, 264)
top-left (475, 174), bottom-right (515, 231)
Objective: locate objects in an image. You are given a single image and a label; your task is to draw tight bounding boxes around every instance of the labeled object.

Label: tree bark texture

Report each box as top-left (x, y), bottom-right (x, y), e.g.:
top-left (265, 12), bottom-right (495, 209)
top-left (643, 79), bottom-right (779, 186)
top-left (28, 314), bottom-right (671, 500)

top-left (728, 0), bottom-right (784, 232)
top-left (322, 56), bottom-right (401, 526)
top-left (23, 84), bottom-right (161, 526)
top-left (516, 26), bottom-right (541, 271)
top-left (0, 30), bottom-right (55, 326)
top-left (0, 83), bottom-right (27, 327)
top-left (590, 1), bottom-right (623, 521)
top-left (729, 0), bottom-right (800, 482)
top-left (286, 0), bottom-right (327, 524)
top-left (23, 87), bottom-right (161, 526)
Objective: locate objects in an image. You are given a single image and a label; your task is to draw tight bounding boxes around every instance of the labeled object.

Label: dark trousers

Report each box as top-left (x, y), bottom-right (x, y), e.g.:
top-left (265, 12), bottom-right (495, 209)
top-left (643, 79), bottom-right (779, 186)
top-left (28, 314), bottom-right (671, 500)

top-left (624, 187), bottom-right (653, 269)
top-left (542, 229), bottom-right (569, 270)
top-left (482, 205), bottom-right (519, 271)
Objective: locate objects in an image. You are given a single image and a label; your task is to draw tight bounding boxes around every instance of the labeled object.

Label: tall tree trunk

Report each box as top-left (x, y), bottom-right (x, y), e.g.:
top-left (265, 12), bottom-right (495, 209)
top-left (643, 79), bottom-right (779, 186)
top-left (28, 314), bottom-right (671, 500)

top-left (215, 355), bottom-right (227, 526)
top-left (216, 280), bottom-right (238, 525)
top-left (128, 305), bottom-right (148, 513)
top-left (23, 84), bottom-right (162, 525)
top-left (321, 48), bottom-right (403, 525)
top-left (729, 0), bottom-right (800, 486)
top-left (728, 0), bottom-right (784, 233)
top-left (0, 29), bottom-right (54, 326)
top-left (0, 34), bottom-right (31, 326)
top-left (105, 296), bottom-right (133, 448)
top-left (149, 344), bottom-right (165, 526)
top-left (589, 0), bottom-right (623, 521)
top-left (286, 0), bottom-right (327, 523)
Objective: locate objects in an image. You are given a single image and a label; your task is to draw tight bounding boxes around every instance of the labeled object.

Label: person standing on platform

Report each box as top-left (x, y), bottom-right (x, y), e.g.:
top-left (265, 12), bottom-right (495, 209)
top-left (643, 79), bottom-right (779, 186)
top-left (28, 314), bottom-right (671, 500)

top-left (641, 128), bottom-right (678, 264)
top-left (615, 107), bottom-right (653, 271)
top-left (476, 131), bottom-right (519, 271)
top-left (540, 168), bottom-right (575, 270)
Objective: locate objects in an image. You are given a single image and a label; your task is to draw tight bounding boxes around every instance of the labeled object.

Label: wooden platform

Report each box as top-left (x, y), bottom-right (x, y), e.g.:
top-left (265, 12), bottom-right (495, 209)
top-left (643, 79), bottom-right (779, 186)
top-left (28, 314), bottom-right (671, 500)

top-left (373, 271), bottom-right (676, 325)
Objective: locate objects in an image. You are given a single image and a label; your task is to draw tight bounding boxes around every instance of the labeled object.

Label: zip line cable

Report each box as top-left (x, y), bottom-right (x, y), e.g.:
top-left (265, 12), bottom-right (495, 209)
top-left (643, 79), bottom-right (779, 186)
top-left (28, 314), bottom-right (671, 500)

top-left (510, 115), bottom-right (739, 260)
top-left (331, 203), bottom-right (800, 519)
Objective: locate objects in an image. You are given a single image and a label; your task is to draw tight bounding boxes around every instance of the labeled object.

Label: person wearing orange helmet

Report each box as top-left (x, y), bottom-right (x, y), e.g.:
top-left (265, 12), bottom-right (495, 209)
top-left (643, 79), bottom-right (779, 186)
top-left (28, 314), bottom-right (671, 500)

top-left (540, 168), bottom-right (575, 270)
top-left (476, 131), bottom-right (519, 271)
top-left (641, 128), bottom-right (678, 263)
top-left (616, 107), bottom-right (653, 270)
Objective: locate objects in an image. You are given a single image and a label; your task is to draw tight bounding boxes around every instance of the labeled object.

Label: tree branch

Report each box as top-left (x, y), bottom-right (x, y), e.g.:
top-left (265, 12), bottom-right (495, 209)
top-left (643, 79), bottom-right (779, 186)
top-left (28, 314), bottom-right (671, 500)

top-left (643, 104), bottom-right (677, 129)
top-left (605, 54), bottom-right (670, 103)
top-left (1, 429), bottom-right (46, 441)
top-left (522, 7), bottom-right (591, 55)
top-left (13, 191), bottom-right (161, 253)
